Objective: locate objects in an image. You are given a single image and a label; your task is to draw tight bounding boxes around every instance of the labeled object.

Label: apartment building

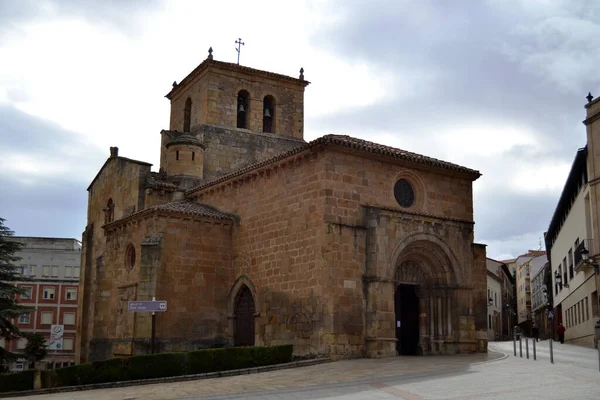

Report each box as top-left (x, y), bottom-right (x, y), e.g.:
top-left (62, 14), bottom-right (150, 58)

top-left (545, 146), bottom-right (599, 347)
top-left (0, 237), bottom-right (81, 371)
top-left (511, 251), bottom-right (546, 335)
top-left (531, 262), bottom-right (552, 339)
top-left (487, 258), bottom-right (516, 340)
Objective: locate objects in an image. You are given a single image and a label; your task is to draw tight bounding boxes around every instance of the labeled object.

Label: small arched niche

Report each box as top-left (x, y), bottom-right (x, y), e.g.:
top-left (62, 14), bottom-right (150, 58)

top-left (262, 95), bottom-right (275, 133)
top-left (104, 199), bottom-right (114, 224)
top-left (237, 90), bottom-right (250, 129)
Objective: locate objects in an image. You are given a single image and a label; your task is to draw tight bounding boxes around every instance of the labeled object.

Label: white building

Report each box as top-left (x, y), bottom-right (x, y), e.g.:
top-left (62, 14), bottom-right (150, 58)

top-left (486, 259), bottom-right (502, 341)
top-left (545, 146), bottom-right (599, 347)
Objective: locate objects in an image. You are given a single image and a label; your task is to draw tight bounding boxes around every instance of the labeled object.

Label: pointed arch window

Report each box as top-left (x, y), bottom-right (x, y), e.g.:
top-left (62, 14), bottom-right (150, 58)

top-left (262, 95), bottom-right (275, 133)
top-left (183, 97), bottom-right (192, 132)
top-left (237, 90), bottom-right (250, 129)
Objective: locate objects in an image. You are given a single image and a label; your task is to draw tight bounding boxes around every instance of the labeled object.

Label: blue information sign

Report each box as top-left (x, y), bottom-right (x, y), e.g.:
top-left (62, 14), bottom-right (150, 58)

top-left (128, 300), bottom-right (167, 312)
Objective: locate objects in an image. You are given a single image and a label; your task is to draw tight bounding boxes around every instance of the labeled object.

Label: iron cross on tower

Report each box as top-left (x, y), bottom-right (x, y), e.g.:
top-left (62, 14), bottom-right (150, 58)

top-left (235, 38), bottom-right (244, 65)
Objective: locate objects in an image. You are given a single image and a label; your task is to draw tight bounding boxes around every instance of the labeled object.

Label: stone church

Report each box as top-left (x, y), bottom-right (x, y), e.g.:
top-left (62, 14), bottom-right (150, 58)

top-left (76, 48), bottom-right (489, 363)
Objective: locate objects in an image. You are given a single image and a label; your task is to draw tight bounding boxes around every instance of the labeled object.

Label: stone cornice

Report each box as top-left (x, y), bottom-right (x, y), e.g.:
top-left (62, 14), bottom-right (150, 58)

top-left (363, 204), bottom-right (475, 225)
top-left (166, 58), bottom-right (310, 100)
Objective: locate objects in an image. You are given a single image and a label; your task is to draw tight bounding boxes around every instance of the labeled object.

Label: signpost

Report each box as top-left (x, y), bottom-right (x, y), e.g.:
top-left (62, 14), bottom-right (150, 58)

top-left (128, 298), bottom-right (167, 354)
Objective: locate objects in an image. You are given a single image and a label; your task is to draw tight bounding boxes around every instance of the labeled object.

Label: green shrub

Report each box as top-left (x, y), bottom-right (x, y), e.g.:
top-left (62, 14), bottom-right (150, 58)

top-left (33, 344), bottom-right (294, 391)
top-left (127, 352), bottom-right (188, 380)
top-left (0, 369), bottom-right (35, 393)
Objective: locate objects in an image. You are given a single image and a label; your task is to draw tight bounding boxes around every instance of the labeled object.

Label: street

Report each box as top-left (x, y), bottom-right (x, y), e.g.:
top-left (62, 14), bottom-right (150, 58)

top-left (8, 341), bottom-right (600, 400)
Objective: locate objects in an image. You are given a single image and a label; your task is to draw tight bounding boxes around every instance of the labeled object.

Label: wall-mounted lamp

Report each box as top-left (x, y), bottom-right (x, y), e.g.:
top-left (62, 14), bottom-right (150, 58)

top-left (555, 271), bottom-right (568, 288)
top-left (580, 247), bottom-right (600, 275)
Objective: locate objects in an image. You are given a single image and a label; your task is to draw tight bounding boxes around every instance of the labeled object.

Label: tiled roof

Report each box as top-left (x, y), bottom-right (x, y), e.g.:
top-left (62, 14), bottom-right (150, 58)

top-left (321, 135), bottom-right (481, 177)
top-left (187, 134), bottom-right (481, 196)
top-left (153, 200), bottom-right (234, 220)
top-left (146, 173), bottom-right (179, 190)
top-left (103, 200), bottom-right (234, 230)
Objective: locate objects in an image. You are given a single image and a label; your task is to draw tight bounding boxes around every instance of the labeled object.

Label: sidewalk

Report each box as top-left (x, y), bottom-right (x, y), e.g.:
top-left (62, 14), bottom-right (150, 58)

top-left (7, 352), bottom-right (503, 400)
top-left (489, 339), bottom-right (600, 371)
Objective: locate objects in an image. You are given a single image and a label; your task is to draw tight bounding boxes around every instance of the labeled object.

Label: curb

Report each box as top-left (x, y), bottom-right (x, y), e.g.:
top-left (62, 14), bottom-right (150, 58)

top-left (469, 348), bottom-right (509, 366)
top-left (0, 358), bottom-right (332, 399)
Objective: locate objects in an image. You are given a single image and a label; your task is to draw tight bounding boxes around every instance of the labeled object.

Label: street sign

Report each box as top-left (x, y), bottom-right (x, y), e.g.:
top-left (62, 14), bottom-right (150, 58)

top-left (128, 300), bottom-right (167, 312)
top-left (548, 311), bottom-right (554, 319)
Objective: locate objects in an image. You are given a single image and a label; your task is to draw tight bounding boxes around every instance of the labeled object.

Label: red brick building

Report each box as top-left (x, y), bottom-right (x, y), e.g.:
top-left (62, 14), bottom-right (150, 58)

top-left (78, 50), bottom-right (489, 363)
top-left (1, 237), bottom-right (80, 371)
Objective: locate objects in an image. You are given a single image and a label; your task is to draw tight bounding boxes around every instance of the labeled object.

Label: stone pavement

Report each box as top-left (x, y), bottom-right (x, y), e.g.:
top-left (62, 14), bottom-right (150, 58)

top-left (9, 352), bottom-right (500, 400)
top-left (8, 342), bottom-right (600, 399)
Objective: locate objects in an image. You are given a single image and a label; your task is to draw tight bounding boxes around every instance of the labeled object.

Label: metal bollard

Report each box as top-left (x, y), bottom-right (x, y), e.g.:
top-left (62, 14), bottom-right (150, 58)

top-left (526, 337), bottom-right (529, 359)
top-left (549, 337), bottom-right (554, 364)
top-left (519, 336), bottom-right (523, 357)
top-left (513, 333), bottom-right (517, 356)
top-left (533, 337), bottom-right (536, 360)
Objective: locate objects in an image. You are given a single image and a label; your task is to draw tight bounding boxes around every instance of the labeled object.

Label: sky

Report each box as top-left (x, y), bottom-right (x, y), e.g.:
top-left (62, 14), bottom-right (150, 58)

top-left (0, 0), bottom-right (598, 260)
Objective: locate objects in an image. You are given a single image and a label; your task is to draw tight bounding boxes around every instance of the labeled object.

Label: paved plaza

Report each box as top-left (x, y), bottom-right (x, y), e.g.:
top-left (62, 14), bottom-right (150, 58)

top-left (8, 341), bottom-right (600, 399)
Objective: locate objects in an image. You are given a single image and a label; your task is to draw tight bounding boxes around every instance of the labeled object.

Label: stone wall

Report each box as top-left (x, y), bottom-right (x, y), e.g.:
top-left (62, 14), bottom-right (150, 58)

top-left (193, 150), bottom-right (329, 357)
top-left (192, 145), bottom-right (481, 358)
top-left (77, 155), bottom-right (151, 363)
top-left (472, 243), bottom-right (489, 352)
top-left (320, 150), bottom-right (475, 224)
top-left (88, 213), bottom-right (234, 362)
top-left (169, 63), bottom-right (307, 140)
top-left (160, 126), bottom-right (305, 182)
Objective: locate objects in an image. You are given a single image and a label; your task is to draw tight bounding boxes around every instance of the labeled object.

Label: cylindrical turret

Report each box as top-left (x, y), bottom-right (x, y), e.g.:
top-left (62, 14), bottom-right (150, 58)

top-left (166, 134), bottom-right (205, 180)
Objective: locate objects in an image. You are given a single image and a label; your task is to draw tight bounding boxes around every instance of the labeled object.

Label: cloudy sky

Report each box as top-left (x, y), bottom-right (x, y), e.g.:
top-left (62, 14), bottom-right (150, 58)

top-left (0, 0), bottom-right (598, 260)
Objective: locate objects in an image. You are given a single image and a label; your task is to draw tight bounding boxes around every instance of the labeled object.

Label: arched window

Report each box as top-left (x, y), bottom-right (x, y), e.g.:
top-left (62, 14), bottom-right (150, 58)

top-left (262, 95), bottom-right (275, 133)
top-left (237, 90), bottom-right (250, 129)
top-left (183, 97), bottom-right (192, 132)
top-left (104, 199), bottom-right (114, 224)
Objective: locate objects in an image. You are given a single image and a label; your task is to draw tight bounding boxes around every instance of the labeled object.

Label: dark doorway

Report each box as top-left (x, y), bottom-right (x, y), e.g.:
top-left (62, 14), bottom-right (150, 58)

top-left (234, 286), bottom-right (255, 346)
top-left (395, 284), bottom-right (420, 355)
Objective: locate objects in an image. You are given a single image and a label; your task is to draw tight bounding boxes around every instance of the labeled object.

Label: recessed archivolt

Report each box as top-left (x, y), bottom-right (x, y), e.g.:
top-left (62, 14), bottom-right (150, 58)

top-left (389, 232), bottom-right (461, 286)
top-left (227, 274), bottom-right (260, 317)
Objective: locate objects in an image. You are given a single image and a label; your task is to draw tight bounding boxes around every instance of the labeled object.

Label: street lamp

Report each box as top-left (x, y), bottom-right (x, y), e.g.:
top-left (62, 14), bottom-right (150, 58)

top-left (580, 247), bottom-right (600, 275)
top-left (488, 297), bottom-right (494, 306)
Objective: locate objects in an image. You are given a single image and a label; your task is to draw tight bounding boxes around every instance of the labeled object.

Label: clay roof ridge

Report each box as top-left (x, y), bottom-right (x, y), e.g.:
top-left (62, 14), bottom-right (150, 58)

top-left (153, 199), bottom-right (235, 220)
top-left (322, 135), bottom-right (480, 176)
top-left (186, 134), bottom-right (481, 196)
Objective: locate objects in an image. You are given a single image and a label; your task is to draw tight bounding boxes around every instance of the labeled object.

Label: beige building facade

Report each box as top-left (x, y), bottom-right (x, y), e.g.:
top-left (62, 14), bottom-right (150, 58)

top-left (545, 145), bottom-right (599, 347)
top-left (77, 50), bottom-right (489, 363)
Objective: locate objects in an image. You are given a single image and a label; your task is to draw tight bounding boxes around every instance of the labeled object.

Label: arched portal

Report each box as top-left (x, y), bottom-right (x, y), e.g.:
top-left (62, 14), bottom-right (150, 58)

top-left (393, 239), bottom-right (458, 356)
top-left (234, 285), bottom-right (255, 346)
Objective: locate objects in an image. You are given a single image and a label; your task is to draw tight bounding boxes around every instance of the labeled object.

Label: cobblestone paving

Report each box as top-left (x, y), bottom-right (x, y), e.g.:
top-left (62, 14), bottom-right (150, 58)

top-left (9, 341), bottom-right (600, 399)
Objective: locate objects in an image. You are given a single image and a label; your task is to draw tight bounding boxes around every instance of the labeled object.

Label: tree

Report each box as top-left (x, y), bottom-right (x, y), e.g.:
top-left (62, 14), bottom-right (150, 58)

top-left (0, 217), bottom-right (33, 368)
top-left (23, 333), bottom-right (47, 369)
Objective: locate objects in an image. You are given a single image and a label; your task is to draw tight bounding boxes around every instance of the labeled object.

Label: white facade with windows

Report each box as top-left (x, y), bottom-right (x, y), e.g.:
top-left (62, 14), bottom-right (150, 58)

top-left (545, 147), bottom-right (599, 347)
top-left (486, 270), bottom-right (502, 341)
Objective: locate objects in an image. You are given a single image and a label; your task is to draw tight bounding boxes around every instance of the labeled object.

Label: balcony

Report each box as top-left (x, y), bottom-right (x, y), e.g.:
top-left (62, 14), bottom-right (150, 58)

top-left (574, 239), bottom-right (595, 273)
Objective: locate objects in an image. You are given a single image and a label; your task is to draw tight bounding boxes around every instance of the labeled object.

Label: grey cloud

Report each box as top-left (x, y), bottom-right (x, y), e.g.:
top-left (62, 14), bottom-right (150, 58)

top-left (304, 0), bottom-right (598, 258)
top-left (0, 175), bottom-right (87, 239)
top-left (0, 106), bottom-right (105, 237)
top-left (0, 0), bottom-right (163, 37)
top-left (0, 105), bottom-right (103, 162)
top-left (474, 189), bottom-right (559, 243)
